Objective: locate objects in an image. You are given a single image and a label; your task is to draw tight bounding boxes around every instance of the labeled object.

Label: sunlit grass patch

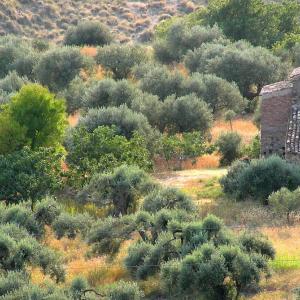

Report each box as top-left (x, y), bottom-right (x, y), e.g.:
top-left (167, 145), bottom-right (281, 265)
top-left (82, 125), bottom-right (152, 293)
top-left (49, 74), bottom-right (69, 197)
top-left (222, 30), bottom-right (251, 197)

top-left (270, 255), bottom-right (300, 271)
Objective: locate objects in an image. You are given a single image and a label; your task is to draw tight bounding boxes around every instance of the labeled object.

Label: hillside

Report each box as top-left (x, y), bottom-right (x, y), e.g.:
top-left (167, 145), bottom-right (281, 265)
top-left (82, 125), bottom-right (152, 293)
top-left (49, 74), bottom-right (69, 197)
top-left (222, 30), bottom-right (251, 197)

top-left (0, 0), bottom-right (204, 42)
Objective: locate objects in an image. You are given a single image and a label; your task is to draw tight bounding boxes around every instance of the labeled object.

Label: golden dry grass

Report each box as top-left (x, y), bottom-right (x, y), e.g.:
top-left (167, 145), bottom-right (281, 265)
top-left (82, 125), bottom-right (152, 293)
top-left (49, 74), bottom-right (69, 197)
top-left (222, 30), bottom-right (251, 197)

top-left (81, 47), bottom-right (97, 57)
top-left (68, 111), bottom-right (80, 127)
top-left (211, 117), bottom-right (258, 144)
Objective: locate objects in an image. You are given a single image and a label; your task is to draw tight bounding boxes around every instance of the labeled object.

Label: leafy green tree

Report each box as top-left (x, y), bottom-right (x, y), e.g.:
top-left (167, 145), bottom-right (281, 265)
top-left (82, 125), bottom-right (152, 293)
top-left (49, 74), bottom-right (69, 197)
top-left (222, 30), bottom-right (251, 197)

top-left (162, 94), bottom-right (213, 133)
top-left (0, 147), bottom-right (63, 206)
top-left (66, 126), bottom-right (152, 184)
top-left (268, 187), bottom-right (300, 224)
top-left (64, 21), bottom-right (113, 46)
top-left (34, 47), bottom-right (91, 91)
top-left (5, 84), bottom-right (67, 150)
top-left (78, 165), bottom-right (155, 216)
top-left (96, 44), bottom-right (148, 79)
top-left (215, 132), bottom-right (242, 166)
top-left (205, 0), bottom-right (300, 48)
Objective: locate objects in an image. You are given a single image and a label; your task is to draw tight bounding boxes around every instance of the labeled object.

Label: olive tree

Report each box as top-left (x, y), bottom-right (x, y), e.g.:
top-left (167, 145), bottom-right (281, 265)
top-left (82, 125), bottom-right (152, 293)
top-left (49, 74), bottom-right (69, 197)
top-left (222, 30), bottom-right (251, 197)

top-left (77, 165), bottom-right (155, 216)
top-left (96, 44), bottom-right (148, 79)
top-left (162, 94), bottom-right (213, 133)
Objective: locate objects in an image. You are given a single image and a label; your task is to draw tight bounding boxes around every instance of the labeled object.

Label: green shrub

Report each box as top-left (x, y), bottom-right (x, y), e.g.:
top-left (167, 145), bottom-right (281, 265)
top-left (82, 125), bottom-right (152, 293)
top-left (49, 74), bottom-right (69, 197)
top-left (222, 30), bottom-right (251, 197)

top-left (64, 21), bottom-right (113, 47)
top-left (220, 156), bottom-right (300, 203)
top-left (34, 197), bottom-right (62, 226)
top-left (215, 132), bottom-right (242, 166)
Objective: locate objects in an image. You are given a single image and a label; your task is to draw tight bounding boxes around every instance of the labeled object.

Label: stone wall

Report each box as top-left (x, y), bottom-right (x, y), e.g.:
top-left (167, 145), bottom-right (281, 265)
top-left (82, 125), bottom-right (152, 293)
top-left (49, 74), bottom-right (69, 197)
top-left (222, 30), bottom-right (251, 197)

top-left (260, 85), bottom-right (293, 157)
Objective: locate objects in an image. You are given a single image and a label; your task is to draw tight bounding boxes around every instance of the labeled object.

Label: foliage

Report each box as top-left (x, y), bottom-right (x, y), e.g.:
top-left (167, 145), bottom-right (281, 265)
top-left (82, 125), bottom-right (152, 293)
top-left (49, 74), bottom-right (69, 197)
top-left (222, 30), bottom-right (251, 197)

top-left (268, 187), bottom-right (300, 224)
top-left (162, 94), bottom-right (213, 133)
top-left (53, 212), bottom-right (93, 239)
top-left (34, 47), bottom-right (90, 91)
top-left (106, 280), bottom-right (144, 300)
top-left (160, 132), bottom-right (213, 168)
top-left (142, 187), bottom-right (194, 213)
top-left (96, 44), bottom-right (148, 79)
top-left (84, 79), bottom-right (138, 109)
top-left (75, 105), bottom-right (160, 153)
top-left (215, 132), bottom-right (242, 166)
top-left (184, 40), bottom-right (287, 99)
top-left (34, 197), bottom-right (62, 226)
top-left (182, 73), bottom-right (246, 114)
top-left (0, 147), bottom-right (63, 205)
top-left (78, 165), bottom-right (156, 216)
top-left (241, 135), bottom-right (261, 159)
top-left (134, 64), bottom-right (184, 100)
top-left (220, 156), bottom-right (300, 203)
top-left (66, 126), bottom-right (152, 184)
top-left (154, 22), bottom-right (224, 63)
top-left (64, 21), bottom-right (113, 46)
top-left (3, 84), bottom-right (67, 151)
top-left (204, 0), bottom-right (300, 48)
top-left (0, 71), bottom-right (28, 95)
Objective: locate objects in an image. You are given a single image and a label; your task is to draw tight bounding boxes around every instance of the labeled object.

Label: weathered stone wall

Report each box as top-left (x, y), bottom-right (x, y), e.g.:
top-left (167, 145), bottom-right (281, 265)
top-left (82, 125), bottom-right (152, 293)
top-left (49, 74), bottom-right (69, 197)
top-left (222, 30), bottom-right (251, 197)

top-left (261, 87), bottom-right (293, 157)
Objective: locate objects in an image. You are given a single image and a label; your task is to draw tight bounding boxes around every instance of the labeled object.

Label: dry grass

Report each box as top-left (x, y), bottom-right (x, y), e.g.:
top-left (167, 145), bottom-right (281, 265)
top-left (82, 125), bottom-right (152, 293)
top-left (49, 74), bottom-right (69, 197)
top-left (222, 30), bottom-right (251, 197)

top-left (211, 117), bottom-right (258, 144)
top-left (81, 46), bottom-right (97, 57)
top-left (68, 111), bottom-right (80, 127)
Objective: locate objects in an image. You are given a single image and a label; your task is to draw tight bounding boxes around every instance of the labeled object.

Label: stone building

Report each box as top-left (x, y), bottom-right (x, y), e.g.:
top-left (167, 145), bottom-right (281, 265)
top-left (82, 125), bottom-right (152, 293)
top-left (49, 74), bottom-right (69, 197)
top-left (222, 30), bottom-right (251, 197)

top-left (260, 67), bottom-right (300, 162)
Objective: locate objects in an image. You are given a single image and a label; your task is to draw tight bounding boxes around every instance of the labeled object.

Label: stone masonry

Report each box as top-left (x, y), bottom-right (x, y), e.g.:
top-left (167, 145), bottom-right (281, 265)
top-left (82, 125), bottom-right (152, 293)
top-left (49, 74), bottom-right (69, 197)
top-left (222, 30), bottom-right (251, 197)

top-left (260, 67), bottom-right (300, 161)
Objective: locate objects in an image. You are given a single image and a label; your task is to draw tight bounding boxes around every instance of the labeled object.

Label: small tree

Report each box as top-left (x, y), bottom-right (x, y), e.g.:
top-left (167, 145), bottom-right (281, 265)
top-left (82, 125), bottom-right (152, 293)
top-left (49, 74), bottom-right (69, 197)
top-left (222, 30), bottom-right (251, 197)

top-left (224, 110), bottom-right (236, 131)
top-left (215, 132), bottom-right (241, 166)
top-left (64, 21), bottom-right (113, 46)
top-left (269, 187), bottom-right (300, 224)
top-left (7, 84), bottom-right (67, 150)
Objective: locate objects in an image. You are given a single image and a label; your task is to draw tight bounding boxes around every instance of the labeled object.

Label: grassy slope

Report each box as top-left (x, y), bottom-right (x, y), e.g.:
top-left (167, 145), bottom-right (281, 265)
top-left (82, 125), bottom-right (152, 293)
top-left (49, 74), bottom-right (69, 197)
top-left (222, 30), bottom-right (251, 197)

top-left (0, 0), bottom-right (201, 42)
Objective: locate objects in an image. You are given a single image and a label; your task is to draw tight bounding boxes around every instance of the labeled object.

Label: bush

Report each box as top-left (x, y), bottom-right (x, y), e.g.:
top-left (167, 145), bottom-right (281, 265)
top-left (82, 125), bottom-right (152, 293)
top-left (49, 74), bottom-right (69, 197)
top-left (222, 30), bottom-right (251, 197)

top-left (215, 132), bottom-right (242, 166)
top-left (34, 47), bottom-right (90, 91)
top-left (52, 213), bottom-right (93, 239)
top-left (64, 21), bottom-right (113, 46)
top-left (242, 135), bottom-right (261, 159)
top-left (34, 197), bottom-right (62, 226)
top-left (0, 71), bottom-right (28, 94)
top-left (96, 45), bottom-right (147, 79)
top-left (268, 187), bottom-right (300, 224)
top-left (142, 187), bottom-right (195, 213)
top-left (162, 94), bottom-right (213, 133)
top-left (220, 156), bottom-right (300, 203)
